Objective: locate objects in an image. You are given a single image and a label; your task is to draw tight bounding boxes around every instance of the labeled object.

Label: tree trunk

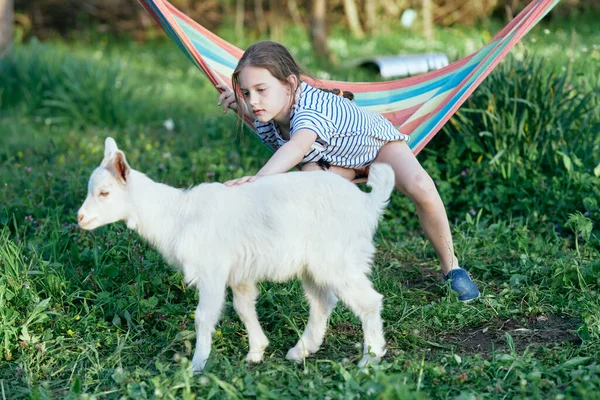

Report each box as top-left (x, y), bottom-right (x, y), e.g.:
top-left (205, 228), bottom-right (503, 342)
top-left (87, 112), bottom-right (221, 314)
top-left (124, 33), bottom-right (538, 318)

top-left (287, 0), bottom-right (304, 27)
top-left (255, 0), bottom-right (266, 36)
top-left (268, 0), bottom-right (283, 42)
top-left (422, 0), bottom-right (433, 41)
top-left (343, 0), bottom-right (364, 39)
top-left (364, 0), bottom-right (378, 35)
top-left (381, 0), bottom-right (401, 17)
top-left (235, 0), bottom-right (244, 40)
top-left (0, 0), bottom-right (13, 56)
top-left (310, 0), bottom-right (336, 65)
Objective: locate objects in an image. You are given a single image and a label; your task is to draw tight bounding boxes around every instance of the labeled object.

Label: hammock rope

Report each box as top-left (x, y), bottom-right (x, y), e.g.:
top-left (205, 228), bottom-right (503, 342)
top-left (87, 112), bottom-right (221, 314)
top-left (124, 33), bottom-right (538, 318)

top-left (138, 0), bottom-right (559, 155)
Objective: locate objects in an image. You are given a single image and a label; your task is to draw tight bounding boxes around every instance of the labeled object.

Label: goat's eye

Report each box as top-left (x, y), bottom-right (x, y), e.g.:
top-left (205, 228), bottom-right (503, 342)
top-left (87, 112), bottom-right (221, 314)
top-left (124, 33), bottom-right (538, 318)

top-left (99, 191), bottom-right (110, 198)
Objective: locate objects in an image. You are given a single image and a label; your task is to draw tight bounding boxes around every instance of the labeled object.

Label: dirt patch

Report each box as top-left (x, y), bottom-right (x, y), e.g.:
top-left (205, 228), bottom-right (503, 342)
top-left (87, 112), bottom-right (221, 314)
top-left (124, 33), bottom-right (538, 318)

top-left (443, 314), bottom-right (582, 355)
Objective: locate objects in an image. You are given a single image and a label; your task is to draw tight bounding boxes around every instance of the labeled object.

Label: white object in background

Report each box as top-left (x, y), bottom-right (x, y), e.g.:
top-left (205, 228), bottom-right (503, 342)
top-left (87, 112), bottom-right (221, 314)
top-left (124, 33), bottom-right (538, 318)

top-left (361, 53), bottom-right (449, 78)
top-left (163, 118), bottom-right (175, 131)
top-left (400, 9), bottom-right (418, 28)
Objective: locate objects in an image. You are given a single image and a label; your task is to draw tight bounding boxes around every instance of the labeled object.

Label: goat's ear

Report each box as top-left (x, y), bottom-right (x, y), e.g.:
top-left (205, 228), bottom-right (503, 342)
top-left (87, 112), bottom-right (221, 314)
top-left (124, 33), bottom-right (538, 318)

top-left (108, 151), bottom-right (131, 184)
top-left (102, 137), bottom-right (119, 165)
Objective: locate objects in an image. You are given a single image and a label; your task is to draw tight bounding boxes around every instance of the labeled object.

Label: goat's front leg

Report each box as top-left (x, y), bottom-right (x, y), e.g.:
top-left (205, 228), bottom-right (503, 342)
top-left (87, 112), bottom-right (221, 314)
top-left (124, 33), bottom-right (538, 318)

top-left (192, 280), bottom-right (226, 372)
top-left (231, 282), bottom-right (269, 363)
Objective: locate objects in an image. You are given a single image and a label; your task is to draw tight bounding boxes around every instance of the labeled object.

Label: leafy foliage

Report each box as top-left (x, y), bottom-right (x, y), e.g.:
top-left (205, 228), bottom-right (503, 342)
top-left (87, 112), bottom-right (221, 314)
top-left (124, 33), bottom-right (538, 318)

top-left (422, 55), bottom-right (600, 230)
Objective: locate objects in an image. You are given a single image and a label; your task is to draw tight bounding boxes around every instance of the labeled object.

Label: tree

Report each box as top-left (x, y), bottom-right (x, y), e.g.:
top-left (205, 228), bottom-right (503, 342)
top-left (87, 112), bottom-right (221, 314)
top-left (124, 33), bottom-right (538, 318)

top-left (422, 0), bottom-right (433, 41)
top-left (310, 0), bottom-right (337, 65)
top-left (0, 0), bottom-right (12, 56)
top-left (235, 0), bottom-right (244, 40)
top-left (364, 0), bottom-right (378, 35)
top-left (343, 0), bottom-right (364, 39)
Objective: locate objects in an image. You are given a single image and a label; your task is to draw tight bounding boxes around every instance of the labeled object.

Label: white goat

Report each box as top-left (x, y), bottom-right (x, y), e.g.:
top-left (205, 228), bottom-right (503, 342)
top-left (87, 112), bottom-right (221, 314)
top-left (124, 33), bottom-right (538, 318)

top-left (77, 137), bottom-right (395, 371)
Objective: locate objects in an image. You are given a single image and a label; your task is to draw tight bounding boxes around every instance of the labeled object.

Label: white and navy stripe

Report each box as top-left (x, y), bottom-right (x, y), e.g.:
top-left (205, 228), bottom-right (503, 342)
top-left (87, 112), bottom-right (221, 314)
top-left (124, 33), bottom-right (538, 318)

top-left (253, 82), bottom-right (409, 168)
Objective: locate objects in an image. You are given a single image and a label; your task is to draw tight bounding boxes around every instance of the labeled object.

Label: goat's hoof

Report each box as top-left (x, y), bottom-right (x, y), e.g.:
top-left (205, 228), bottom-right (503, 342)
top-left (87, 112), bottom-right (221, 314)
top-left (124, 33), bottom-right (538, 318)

top-left (358, 355), bottom-right (379, 368)
top-left (246, 351), bottom-right (265, 363)
top-left (192, 355), bottom-right (208, 373)
top-left (192, 361), bottom-right (206, 373)
top-left (358, 348), bottom-right (386, 368)
top-left (285, 346), bottom-right (309, 363)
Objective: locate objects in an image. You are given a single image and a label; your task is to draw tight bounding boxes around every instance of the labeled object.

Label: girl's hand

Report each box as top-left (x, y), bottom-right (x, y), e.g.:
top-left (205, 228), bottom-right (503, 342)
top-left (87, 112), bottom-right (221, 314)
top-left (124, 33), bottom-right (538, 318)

top-left (216, 84), bottom-right (238, 113)
top-left (224, 175), bottom-right (261, 187)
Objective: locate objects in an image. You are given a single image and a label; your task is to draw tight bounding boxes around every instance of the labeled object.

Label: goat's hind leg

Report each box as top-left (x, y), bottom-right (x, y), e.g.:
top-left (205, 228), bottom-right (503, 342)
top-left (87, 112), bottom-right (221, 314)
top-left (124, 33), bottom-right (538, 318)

top-left (286, 277), bottom-right (337, 363)
top-left (331, 273), bottom-right (386, 367)
top-left (231, 282), bottom-right (269, 363)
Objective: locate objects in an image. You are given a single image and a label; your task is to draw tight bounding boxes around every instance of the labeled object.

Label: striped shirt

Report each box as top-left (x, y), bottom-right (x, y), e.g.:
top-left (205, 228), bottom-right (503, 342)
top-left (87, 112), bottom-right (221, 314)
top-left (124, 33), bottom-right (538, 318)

top-left (253, 82), bottom-right (409, 168)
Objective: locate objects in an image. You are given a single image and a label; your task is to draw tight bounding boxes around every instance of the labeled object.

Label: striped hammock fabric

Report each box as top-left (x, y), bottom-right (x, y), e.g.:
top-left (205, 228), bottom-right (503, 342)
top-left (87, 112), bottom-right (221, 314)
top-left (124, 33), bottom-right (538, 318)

top-left (139, 0), bottom-right (559, 156)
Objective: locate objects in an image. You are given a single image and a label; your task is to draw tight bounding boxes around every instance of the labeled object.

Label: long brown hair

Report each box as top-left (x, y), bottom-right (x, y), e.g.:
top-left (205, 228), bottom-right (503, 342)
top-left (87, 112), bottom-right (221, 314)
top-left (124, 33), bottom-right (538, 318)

top-left (232, 41), bottom-right (303, 118)
top-left (231, 41), bottom-right (354, 120)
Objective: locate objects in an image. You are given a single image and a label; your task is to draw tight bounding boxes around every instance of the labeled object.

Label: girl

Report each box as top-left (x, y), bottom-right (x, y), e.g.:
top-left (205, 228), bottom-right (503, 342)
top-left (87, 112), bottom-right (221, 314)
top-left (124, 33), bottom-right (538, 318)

top-left (216, 41), bottom-right (479, 302)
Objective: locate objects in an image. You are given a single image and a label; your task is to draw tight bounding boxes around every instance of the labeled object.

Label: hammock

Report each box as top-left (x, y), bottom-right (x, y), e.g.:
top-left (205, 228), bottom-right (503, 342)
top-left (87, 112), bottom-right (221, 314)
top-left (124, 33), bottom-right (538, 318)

top-left (138, 0), bottom-right (559, 156)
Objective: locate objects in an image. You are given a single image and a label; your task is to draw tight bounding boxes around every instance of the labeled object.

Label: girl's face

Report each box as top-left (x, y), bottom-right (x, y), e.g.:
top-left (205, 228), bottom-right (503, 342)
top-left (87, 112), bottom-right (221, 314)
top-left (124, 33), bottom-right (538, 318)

top-left (238, 66), bottom-right (295, 124)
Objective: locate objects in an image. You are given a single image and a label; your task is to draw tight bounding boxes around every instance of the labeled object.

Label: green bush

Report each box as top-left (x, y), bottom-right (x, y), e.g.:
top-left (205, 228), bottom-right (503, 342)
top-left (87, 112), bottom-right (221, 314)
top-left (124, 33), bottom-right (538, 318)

top-left (424, 54), bottom-right (600, 231)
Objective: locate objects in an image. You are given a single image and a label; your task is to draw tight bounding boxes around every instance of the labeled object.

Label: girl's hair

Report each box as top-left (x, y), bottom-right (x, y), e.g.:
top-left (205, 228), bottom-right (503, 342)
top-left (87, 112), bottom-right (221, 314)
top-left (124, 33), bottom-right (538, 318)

top-left (319, 87), bottom-right (354, 101)
top-left (231, 41), bottom-right (354, 117)
top-left (231, 41), bottom-right (302, 116)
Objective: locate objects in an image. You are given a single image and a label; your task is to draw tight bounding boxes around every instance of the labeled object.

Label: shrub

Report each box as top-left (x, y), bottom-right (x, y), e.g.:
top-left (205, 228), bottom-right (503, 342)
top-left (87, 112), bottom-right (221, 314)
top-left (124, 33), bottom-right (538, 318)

top-left (423, 54), bottom-right (600, 232)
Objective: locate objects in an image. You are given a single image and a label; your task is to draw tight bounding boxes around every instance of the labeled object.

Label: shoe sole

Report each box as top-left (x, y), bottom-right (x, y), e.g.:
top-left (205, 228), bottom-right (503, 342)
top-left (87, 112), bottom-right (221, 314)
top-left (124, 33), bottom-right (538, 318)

top-left (459, 294), bottom-right (480, 303)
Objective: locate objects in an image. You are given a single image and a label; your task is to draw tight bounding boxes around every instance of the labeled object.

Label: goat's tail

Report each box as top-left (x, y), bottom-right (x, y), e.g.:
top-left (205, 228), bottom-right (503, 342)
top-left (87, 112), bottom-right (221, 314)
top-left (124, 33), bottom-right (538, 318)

top-left (366, 163), bottom-right (395, 209)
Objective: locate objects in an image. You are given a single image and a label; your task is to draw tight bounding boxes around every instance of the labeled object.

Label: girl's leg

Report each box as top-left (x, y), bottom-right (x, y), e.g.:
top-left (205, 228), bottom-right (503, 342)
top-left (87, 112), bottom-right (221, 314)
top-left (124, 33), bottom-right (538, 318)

top-left (374, 140), bottom-right (459, 274)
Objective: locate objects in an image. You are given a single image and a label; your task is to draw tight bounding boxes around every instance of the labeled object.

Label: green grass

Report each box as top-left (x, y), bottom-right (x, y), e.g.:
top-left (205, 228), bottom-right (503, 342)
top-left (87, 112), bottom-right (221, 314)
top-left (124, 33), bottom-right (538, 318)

top-left (1, 16), bottom-right (600, 399)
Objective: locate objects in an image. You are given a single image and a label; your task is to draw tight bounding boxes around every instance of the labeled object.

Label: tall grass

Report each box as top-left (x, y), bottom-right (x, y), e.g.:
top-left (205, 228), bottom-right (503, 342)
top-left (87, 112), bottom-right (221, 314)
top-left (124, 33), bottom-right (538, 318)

top-left (0, 42), bottom-right (152, 127)
top-left (422, 54), bottom-right (600, 228)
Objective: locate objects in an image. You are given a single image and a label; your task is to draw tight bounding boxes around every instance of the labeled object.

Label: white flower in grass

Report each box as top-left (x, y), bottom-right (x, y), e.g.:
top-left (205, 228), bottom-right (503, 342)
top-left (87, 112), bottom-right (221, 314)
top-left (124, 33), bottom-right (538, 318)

top-left (164, 118), bottom-right (175, 131)
top-left (543, 29), bottom-right (550, 35)
top-left (199, 376), bottom-right (209, 386)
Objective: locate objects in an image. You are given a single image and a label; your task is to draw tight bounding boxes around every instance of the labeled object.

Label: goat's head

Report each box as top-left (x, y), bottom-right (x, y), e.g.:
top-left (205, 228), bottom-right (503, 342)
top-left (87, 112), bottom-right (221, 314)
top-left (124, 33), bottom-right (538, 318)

top-left (77, 137), bottom-right (132, 230)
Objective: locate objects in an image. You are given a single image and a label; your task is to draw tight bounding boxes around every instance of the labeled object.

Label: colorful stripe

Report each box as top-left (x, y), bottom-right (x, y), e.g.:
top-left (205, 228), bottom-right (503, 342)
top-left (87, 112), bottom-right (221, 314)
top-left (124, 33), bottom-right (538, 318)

top-left (139, 0), bottom-right (559, 155)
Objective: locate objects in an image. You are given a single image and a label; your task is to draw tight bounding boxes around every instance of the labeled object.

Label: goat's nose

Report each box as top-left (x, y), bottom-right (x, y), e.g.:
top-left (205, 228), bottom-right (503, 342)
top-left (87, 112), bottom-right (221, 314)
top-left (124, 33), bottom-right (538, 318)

top-left (77, 213), bottom-right (84, 222)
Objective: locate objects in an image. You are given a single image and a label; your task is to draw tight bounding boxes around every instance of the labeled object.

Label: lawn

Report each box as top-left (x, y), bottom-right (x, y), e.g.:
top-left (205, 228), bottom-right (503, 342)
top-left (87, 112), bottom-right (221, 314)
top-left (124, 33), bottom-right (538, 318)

top-left (1, 11), bottom-right (599, 399)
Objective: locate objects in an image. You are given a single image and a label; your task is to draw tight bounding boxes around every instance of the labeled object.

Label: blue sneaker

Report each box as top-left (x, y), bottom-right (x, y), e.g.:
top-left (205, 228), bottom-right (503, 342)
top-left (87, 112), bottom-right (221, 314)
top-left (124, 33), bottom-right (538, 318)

top-left (443, 268), bottom-right (480, 302)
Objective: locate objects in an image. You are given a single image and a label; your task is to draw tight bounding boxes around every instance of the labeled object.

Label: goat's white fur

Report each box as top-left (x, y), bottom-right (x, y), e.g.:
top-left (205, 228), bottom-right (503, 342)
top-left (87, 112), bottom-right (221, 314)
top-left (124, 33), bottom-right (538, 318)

top-left (78, 137), bottom-right (395, 371)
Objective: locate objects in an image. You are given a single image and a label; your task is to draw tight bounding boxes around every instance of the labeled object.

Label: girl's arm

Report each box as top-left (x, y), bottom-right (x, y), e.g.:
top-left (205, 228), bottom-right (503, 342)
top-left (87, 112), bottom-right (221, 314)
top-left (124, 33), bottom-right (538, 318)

top-left (225, 129), bottom-right (318, 186)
